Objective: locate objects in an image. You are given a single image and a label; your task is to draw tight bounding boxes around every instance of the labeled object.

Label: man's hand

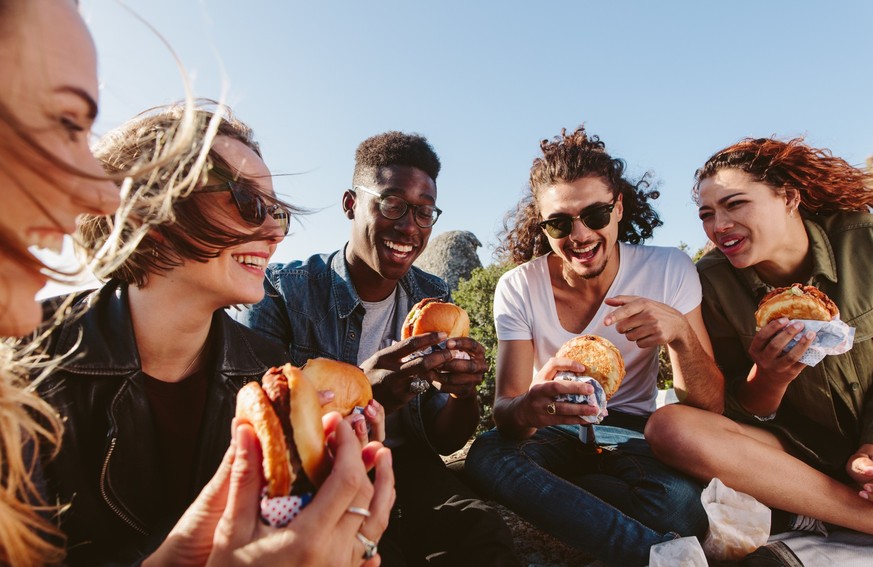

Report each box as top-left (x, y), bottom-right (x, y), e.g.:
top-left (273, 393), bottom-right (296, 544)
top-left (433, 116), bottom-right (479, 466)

top-left (519, 357), bottom-right (598, 429)
top-left (361, 332), bottom-right (453, 414)
top-left (431, 337), bottom-right (488, 399)
top-left (604, 295), bottom-right (691, 348)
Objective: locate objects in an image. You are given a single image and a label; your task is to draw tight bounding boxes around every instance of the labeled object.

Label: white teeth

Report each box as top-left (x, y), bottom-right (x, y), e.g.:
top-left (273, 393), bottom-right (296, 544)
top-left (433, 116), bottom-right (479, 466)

top-left (27, 233), bottom-right (65, 254)
top-left (571, 243), bottom-right (597, 254)
top-left (723, 239), bottom-right (739, 247)
top-left (384, 240), bottom-right (413, 253)
top-left (233, 255), bottom-right (266, 269)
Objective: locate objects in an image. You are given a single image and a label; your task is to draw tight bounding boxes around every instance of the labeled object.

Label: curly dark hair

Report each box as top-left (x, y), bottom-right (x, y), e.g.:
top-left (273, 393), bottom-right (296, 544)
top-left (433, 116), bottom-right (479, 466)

top-left (694, 137), bottom-right (873, 216)
top-left (498, 126), bottom-right (662, 265)
top-left (352, 131), bottom-right (441, 185)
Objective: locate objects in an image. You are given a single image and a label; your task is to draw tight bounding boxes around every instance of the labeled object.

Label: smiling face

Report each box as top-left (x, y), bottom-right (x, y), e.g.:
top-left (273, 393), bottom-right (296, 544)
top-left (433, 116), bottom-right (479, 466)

top-left (161, 136), bottom-right (284, 308)
top-left (0, 0), bottom-right (120, 336)
top-left (344, 165), bottom-right (436, 300)
top-left (697, 168), bottom-right (807, 274)
top-left (537, 176), bottom-right (623, 283)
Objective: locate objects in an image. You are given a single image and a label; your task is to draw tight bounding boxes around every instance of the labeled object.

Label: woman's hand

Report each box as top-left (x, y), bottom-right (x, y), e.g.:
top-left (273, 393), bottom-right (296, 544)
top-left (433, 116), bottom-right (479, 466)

top-left (348, 399), bottom-right (386, 444)
top-left (517, 357), bottom-right (598, 429)
top-left (748, 318), bottom-right (815, 386)
top-left (847, 443), bottom-right (873, 501)
top-left (146, 415), bottom-right (394, 567)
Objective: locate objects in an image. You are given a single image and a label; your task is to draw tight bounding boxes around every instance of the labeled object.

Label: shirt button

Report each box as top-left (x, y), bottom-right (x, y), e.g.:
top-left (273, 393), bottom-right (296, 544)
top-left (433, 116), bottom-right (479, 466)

top-left (851, 383), bottom-right (860, 391)
top-left (349, 332), bottom-right (356, 339)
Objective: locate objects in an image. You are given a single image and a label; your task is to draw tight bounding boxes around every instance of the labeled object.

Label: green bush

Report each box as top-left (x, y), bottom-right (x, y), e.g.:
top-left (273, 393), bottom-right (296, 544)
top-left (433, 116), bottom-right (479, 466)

top-left (453, 262), bottom-right (512, 433)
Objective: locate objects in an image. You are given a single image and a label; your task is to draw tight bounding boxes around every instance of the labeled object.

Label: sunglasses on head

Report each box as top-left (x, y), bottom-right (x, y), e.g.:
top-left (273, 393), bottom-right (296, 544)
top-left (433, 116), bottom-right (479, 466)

top-left (538, 201), bottom-right (616, 239)
top-left (199, 180), bottom-right (290, 236)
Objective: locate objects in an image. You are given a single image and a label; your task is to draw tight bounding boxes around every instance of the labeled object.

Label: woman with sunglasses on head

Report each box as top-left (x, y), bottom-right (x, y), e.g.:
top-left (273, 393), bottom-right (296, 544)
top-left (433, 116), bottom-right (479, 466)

top-left (35, 104), bottom-right (391, 566)
top-left (465, 126), bottom-right (722, 566)
top-left (646, 138), bottom-right (873, 538)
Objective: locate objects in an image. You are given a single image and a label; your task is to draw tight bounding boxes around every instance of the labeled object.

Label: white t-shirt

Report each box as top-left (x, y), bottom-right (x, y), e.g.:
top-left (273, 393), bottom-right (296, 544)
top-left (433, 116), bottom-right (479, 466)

top-left (493, 243), bottom-right (701, 415)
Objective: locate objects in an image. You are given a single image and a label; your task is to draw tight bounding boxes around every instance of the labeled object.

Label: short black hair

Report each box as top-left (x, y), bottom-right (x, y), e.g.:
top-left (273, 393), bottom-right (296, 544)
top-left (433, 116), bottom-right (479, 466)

top-left (352, 131), bottom-right (441, 185)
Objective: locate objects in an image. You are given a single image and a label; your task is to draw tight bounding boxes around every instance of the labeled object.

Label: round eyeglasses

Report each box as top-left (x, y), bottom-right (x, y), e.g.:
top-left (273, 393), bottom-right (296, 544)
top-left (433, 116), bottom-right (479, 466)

top-left (538, 201), bottom-right (616, 239)
top-left (353, 185), bottom-right (442, 228)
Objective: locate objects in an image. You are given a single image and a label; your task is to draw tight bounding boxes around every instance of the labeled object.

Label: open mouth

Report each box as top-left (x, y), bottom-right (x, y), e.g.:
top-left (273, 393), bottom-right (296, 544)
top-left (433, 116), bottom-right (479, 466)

top-left (232, 254), bottom-right (268, 271)
top-left (567, 241), bottom-right (600, 262)
top-left (383, 239), bottom-right (414, 259)
top-left (719, 236), bottom-right (745, 254)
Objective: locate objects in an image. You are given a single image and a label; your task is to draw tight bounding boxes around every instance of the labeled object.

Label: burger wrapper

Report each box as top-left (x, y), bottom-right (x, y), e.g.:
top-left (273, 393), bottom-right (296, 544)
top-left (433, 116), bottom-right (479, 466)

top-left (401, 340), bottom-right (471, 362)
top-left (554, 373), bottom-right (608, 425)
top-left (782, 318), bottom-right (854, 367)
top-left (259, 488), bottom-right (313, 527)
top-left (649, 536), bottom-right (708, 567)
top-left (700, 478), bottom-right (770, 561)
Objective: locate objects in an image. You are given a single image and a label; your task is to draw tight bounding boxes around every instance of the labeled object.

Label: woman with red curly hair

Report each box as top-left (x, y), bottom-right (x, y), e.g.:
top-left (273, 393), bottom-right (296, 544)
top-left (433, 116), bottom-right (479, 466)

top-left (646, 137), bottom-right (873, 537)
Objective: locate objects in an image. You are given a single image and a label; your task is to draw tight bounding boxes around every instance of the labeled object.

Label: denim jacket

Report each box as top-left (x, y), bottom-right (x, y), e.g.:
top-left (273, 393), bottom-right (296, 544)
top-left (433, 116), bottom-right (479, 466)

top-left (236, 245), bottom-right (451, 451)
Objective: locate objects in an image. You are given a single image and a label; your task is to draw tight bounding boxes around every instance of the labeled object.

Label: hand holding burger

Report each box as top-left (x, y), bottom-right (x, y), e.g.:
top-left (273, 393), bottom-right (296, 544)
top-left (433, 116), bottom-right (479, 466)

top-left (551, 335), bottom-right (626, 425)
top-left (754, 283), bottom-right (839, 329)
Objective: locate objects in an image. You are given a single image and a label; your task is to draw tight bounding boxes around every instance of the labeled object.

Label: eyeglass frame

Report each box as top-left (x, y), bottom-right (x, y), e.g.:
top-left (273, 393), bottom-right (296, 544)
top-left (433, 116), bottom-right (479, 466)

top-left (537, 200), bottom-right (617, 239)
top-left (352, 185), bottom-right (442, 229)
top-left (198, 180), bottom-right (290, 236)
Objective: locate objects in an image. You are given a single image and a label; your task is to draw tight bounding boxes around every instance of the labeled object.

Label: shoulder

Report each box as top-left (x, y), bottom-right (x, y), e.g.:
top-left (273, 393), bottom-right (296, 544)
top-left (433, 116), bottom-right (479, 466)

top-left (499, 255), bottom-right (548, 286)
top-left (812, 211), bottom-right (873, 238)
top-left (266, 251), bottom-right (335, 281)
top-left (219, 313), bottom-right (289, 367)
top-left (622, 243), bottom-right (693, 266)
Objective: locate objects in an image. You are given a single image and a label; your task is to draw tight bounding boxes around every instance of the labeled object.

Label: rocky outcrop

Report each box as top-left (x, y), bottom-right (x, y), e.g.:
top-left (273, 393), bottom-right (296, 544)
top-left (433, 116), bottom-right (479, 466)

top-left (415, 230), bottom-right (482, 290)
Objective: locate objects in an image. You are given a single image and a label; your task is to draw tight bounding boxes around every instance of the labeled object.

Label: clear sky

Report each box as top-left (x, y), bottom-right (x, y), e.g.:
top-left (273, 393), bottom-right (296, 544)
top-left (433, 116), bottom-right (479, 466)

top-left (76, 0), bottom-right (873, 270)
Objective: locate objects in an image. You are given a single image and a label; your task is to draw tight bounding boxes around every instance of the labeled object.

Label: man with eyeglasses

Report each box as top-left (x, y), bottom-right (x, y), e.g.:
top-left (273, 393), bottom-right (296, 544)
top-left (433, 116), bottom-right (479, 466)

top-left (237, 131), bottom-right (519, 566)
top-left (463, 126), bottom-right (723, 566)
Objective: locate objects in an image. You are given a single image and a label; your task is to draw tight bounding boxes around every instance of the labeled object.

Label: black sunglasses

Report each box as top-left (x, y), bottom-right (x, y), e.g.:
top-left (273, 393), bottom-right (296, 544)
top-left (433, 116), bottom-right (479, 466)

top-left (199, 181), bottom-right (290, 236)
top-left (538, 201), bottom-right (616, 239)
top-left (353, 185), bottom-right (442, 228)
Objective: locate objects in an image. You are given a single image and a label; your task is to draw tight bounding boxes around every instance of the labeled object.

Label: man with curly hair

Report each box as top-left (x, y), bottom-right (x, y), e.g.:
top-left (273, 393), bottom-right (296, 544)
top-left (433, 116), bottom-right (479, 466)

top-left (465, 126), bottom-right (722, 566)
top-left (237, 131), bottom-right (519, 566)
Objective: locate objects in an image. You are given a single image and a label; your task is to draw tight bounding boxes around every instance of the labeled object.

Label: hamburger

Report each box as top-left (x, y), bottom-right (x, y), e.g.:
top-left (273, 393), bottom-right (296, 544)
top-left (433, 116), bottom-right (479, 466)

top-left (300, 358), bottom-right (373, 416)
top-left (235, 364), bottom-right (330, 498)
top-left (401, 298), bottom-right (470, 340)
top-left (754, 284), bottom-right (839, 330)
top-left (555, 335), bottom-right (626, 400)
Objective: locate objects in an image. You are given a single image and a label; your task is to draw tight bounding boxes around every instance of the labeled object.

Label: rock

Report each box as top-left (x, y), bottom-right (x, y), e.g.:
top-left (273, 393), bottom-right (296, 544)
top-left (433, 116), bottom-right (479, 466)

top-left (415, 230), bottom-right (482, 290)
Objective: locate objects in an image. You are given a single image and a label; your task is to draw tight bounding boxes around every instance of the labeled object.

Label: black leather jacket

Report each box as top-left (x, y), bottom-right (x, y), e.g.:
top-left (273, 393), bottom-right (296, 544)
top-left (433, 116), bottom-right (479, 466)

top-left (37, 282), bottom-right (288, 566)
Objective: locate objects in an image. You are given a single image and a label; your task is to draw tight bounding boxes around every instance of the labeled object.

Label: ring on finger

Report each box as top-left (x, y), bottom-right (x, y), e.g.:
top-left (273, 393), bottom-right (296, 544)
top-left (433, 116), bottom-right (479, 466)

top-left (546, 402), bottom-right (557, 415)
top-left (410, 377), bottom-right (429, 395)
top-left (347, 506), bottom-right (371, 518)
top-left (357, 531), bottom-right (378, 560)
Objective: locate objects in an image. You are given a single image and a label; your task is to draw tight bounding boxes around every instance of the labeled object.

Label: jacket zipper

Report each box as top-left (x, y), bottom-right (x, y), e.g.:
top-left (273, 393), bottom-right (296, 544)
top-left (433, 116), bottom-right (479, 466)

top-left (100, 437), bottom-right (149, 535)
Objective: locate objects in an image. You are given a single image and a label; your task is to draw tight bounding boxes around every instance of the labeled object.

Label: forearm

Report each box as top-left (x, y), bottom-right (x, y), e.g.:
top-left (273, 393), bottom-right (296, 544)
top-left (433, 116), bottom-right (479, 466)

top-left (669, 331), bottom-right (725, 413)
top-left (430, 394), bottom-right (480, 455)
top-left (493, 395), bottom-right (536, 440)
top-left (735, 365), bottom-right (790, 417)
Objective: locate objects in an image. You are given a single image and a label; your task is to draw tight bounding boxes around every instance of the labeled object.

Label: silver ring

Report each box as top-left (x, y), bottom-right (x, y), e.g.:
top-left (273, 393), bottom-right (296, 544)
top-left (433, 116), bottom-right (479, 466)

top-left (409, 377), bottom-right (429, 395)
top-left (356, 531), bottom-right (378, 560)
top-left (347, 506), bottom-right (371, 518)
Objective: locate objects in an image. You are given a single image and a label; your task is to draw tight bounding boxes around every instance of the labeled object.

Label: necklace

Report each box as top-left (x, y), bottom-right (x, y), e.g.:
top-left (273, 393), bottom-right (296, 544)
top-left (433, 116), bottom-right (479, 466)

top-left (179, 340), bottom-right (208, 379)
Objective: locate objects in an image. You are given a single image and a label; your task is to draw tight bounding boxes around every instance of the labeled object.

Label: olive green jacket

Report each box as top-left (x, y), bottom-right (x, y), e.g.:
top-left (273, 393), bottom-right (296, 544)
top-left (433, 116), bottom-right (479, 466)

top-left (697, 212), bottom-right (873, 475)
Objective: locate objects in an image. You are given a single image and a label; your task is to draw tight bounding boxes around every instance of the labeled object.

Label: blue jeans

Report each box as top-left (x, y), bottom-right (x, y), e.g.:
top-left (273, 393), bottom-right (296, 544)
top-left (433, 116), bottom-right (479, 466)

top-left (465, 416), bottom-right (707, 566)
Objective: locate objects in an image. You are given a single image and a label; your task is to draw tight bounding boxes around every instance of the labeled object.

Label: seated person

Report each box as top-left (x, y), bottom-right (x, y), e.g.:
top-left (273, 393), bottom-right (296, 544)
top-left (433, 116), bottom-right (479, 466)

top-left (465, 126), bottom-right (722, 567)
top-left (646, 137), bottom-right (873, 537)
top-left (237, 131), bottom-right (520, 566)
top-left (36, 105), bottom-right (387, 565)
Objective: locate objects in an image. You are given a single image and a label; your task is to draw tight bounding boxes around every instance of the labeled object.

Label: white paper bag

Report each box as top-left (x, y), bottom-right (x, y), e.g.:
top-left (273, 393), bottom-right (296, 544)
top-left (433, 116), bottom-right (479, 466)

top-left (649, 536), bottom-right (708, 567)
top-left (701, 478), bottom-right (771, 561)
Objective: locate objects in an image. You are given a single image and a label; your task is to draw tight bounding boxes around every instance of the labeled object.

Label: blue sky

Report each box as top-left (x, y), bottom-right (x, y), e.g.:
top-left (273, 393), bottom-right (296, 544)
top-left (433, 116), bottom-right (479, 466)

top-left (78, 0), bottom-right (873, 268)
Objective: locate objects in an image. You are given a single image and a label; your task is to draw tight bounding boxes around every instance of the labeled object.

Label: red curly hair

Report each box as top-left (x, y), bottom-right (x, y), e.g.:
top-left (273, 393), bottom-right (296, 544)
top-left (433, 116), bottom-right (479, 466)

top-left (693, 137), bottom-right (873, 215)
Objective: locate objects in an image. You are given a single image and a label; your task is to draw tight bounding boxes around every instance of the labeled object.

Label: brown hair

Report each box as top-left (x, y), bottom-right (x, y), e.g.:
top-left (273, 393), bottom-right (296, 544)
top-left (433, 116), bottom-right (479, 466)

top-left (694, 137), bottom-right (873, 215)
top-left (499, 126), bottom-right (662, 265)
top-left (78, 102), bottom-right (304, 286)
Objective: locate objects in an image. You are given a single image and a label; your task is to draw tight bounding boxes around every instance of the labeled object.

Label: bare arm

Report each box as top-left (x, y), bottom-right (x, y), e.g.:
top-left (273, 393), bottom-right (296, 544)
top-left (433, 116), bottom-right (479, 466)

top-left (492, 339), bottom-right (595, 440)
top-left (667, 306), bottom-right (724, 413)
top-left (604, 297), bottom-right (724, 413)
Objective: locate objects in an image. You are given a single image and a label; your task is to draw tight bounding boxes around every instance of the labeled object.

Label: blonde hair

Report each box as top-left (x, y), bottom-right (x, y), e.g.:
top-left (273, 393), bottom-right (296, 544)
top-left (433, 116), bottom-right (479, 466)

top-left (0, 2), bottom-right (203, 563)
